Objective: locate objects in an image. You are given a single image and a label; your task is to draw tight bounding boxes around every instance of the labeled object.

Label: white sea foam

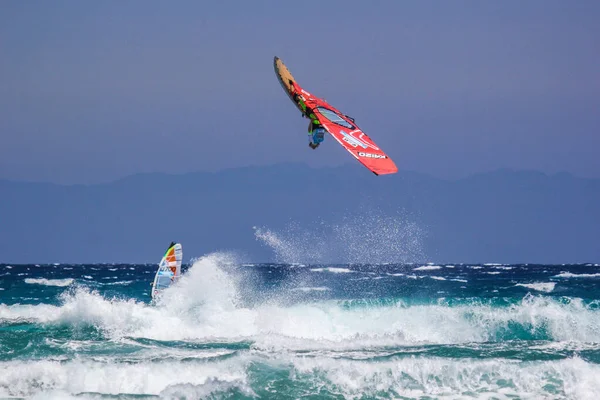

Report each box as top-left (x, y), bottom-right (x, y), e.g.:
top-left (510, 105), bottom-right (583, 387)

top-left (310, 267), bottom-right (353, 273)
top-left (103, 280), bottom-right (133, 286)
top-left (24, 278), bottom-right (74, 287)
top-left (0, 357), bottom-right (251, 398)
top-left (413, 265), bottom-right (442, 271)
top-left (290, 355), bottom-right (600, 400)
top-left (554, 272), bottom-right (600, 279)
top-left (291, 287), bottom-right (331, 292)
top-left (1, 355), bottom-right (598, 399)
top-left (516, 282), bottom-right (556, 293)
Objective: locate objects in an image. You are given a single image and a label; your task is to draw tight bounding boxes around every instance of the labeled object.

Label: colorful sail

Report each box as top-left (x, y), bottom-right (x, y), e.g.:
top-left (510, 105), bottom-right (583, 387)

top-left (151, 242), bottom-right (183, 300)
top-left (273, 56), bottom-right (398, 176)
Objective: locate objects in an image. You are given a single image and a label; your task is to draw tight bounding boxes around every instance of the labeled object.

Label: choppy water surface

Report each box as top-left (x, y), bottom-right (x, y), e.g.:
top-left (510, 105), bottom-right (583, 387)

top-left (2, 257), bottom-right (600, 399)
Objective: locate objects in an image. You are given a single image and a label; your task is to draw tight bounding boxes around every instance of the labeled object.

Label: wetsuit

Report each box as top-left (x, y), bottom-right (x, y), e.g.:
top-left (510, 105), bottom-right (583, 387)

top-left (294, 94), bottom-right (325, 149)
top-left (308, 120), bottom-right (325, 149)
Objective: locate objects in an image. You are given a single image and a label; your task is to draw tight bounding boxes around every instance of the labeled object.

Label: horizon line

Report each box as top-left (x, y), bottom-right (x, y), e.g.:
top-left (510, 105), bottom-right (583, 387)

top-left (0, 163), bottom-right (591, 187)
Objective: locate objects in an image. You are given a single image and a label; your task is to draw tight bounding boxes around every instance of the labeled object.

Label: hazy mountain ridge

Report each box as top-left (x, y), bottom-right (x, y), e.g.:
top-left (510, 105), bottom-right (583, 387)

top-left (1, 163), bottom-right (598, 264)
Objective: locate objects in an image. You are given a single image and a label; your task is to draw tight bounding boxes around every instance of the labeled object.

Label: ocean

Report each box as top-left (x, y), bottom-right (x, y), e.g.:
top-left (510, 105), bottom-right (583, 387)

top-left (1, 255), bottom-right (600, 399)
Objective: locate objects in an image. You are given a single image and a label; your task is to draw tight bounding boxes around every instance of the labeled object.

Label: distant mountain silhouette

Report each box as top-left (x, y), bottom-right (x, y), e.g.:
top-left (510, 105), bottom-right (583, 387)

top-left (1, 163), bottom-right (598, 264)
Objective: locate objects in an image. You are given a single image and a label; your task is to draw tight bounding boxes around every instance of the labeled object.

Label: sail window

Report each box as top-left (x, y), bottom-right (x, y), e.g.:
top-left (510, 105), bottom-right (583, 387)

top-left (316, 107), bottom-right (355, 129)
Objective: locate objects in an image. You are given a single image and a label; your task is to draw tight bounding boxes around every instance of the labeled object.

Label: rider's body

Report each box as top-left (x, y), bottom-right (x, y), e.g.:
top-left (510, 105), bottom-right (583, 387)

top-left (293, 92), bottom-right (326, 149)
top-left (308, 120), bottom-right (325, 149)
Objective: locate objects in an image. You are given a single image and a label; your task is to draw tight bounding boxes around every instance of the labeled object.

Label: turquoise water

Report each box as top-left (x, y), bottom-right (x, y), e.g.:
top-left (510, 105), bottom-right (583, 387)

top-left (1, 255), bottom-right (600, 399)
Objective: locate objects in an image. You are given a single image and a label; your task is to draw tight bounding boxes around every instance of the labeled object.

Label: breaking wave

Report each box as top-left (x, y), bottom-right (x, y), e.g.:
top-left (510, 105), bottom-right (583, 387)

top-left (2, 255), bottom-right (600, 347)
top-left (3, 256), bottom-right (600, 398)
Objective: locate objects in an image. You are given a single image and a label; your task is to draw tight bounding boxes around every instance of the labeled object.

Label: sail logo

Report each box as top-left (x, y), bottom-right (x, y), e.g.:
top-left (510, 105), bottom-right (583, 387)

top-left (358, 152), bottom-right (386, 159)
top-left (340, 130), bottom-right (380, 150)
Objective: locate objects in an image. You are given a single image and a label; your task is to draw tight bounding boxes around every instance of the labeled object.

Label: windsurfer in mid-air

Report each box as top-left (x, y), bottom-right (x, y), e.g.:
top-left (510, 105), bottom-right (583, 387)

top-left (293, 92), bottom-right (325, 149)
top-left (274, 56), bottom-right (398, 175)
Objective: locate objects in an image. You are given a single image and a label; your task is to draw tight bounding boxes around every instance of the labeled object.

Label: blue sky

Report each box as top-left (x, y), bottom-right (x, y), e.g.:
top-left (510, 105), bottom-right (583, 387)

top-left (1, 0), bottom-right (599, 183)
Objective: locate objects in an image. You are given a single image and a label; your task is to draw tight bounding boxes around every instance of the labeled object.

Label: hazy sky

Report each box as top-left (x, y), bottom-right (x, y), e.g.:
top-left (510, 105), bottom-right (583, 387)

top-left (1, 0), bottom-right (599, 184)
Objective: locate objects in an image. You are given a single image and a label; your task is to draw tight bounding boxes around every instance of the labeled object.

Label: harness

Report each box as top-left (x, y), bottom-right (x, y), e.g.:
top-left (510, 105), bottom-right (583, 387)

top-left (295, 95), bottom-right (321, 128)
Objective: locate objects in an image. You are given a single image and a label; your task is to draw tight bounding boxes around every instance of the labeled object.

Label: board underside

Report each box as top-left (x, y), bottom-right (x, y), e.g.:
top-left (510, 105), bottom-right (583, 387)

top-left (273, 57), bottom-right (305, 115)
